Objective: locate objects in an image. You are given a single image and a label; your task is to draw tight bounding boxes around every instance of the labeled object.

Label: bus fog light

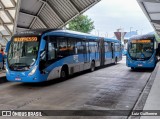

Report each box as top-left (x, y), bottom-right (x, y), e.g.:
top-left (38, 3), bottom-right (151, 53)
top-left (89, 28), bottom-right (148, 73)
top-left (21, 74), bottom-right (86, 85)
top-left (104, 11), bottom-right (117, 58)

top-left (28, 66), bottom-right (37, 76)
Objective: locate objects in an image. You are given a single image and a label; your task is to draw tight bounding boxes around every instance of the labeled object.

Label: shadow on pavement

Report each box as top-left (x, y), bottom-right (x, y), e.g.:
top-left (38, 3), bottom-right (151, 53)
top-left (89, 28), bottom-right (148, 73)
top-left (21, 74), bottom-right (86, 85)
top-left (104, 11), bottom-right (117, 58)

top-left (17, 63), bottom-right (119, 87)
top-left (0, 76), bottom-right (8, 84)
top-left (130, 68), bottom-right (154, 73)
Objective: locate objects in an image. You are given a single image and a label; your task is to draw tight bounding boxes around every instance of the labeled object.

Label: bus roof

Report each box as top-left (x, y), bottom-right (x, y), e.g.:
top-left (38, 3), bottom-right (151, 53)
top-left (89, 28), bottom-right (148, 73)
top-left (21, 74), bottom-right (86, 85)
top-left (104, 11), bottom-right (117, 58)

top-left (129, 33), bottom-right (155, 41)
top-left (13, 29), bottom-right (120, 42)
top-left (47, 30), bottom-right (101, 41)
top-left (104, 38), bottom-right (120, 43)
top-left (14, 28), bottom-right (60, 37)
top-left (13, 29), bottom-right (100, 40)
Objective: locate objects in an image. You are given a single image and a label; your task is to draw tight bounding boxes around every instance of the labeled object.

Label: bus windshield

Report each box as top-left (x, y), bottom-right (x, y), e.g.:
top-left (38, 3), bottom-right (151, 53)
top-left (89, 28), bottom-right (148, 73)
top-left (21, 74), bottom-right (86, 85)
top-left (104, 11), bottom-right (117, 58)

top-left (128, 39), bottom-right (154, 60)
top-left (8, 36), bottom-right (39, 71)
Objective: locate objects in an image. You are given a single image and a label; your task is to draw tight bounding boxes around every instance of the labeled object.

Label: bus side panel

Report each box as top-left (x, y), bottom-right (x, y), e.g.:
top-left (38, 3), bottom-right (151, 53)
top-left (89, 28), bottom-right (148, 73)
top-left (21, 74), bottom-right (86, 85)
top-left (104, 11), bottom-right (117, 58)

top-left (95, 52), bottom-right (100, 67)
top-left (99, 39), bottom-right (105, 66)
top-left (115, 51), bottom-right (122, 62)
top-left (90, 52), bottom-right (95, 61)
top-left (46, 55), bottom-right (79, 80)
top-left (105, 52), bottom-right (112, 65)
top-left (47, 53), bottom-right (95, 80)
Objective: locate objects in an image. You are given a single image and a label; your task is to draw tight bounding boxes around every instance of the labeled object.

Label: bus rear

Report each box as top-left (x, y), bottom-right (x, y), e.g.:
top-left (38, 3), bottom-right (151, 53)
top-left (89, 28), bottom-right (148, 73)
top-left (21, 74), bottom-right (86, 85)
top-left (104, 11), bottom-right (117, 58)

top-left (126, 35), bottom-right (157, 69)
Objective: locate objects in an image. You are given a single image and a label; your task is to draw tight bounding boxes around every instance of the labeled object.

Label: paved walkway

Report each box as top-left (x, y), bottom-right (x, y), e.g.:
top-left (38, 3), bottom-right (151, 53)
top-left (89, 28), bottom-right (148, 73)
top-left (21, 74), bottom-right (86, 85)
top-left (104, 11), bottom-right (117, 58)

top-left (140, 62), bottom-right (160, 119)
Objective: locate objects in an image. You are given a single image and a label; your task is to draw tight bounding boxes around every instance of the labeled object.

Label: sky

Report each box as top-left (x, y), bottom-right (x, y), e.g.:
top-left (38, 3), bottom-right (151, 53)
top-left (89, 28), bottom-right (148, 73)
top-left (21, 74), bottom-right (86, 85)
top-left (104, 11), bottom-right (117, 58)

top-left (83, 0), bottom-right (154, 37)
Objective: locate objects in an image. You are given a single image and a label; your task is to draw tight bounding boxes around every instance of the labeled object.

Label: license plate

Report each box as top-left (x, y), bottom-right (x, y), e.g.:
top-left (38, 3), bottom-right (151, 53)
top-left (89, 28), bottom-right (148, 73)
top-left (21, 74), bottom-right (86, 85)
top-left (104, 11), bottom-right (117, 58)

top-left (138, 64), bottom-right (143, 67)
top-left (15, 77), bottom-right (21, 81)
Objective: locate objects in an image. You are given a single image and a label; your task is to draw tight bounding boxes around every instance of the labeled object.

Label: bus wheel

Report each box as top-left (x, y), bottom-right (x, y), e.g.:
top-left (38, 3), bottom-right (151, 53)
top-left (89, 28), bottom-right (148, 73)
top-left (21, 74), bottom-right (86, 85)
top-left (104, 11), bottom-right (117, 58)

top-left (114, 57), bottom-right (118, 64)
top-left (90, 61), bottom-right (95, 72)
top-left (60, 69), bottom-right (68, 79)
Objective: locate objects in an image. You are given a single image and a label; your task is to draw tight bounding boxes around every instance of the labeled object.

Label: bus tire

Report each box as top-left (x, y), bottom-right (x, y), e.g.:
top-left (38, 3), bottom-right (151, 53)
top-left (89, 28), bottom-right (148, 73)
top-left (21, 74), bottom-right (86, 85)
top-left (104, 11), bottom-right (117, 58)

top-left (60, 67), bottom-right (68, 79)
top-left (114, 57), bottom-right (118, 64)
top-left (90, 61), bottom-right (95, 72)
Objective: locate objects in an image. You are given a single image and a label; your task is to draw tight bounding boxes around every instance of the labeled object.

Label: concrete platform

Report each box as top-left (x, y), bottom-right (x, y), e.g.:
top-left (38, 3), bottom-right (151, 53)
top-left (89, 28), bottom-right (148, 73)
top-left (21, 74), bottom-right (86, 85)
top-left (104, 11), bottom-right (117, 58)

top-left (140, 62), bottom-right (160, 119)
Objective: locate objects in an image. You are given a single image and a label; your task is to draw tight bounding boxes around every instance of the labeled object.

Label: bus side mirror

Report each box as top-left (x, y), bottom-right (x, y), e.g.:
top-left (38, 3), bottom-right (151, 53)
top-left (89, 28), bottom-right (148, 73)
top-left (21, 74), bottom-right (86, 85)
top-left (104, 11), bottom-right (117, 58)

top-left (40, 50), bottom-right (46, 60)
top-left (5, 41), bottom-right (11, 53)
top-left (39, 50), bottom-right (46, 71)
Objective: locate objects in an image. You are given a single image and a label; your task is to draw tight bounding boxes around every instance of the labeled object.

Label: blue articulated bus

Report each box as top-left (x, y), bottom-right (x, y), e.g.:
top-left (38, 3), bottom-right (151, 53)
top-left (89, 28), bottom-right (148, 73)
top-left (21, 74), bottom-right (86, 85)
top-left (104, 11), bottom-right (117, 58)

top-left (126, 34), bottom-right (158, 69)
top-left (5, 29), bottom-right (122, 83)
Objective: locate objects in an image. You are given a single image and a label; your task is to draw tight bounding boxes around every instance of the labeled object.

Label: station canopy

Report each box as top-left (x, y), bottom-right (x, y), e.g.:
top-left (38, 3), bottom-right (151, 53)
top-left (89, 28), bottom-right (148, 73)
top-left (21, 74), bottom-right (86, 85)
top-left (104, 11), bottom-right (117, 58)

top-left (0, 0), bottom-right (17, 46)
top-left (0, 0), bottom-right (101, 46)
top-left (137, 0), bottom-right (160, 36)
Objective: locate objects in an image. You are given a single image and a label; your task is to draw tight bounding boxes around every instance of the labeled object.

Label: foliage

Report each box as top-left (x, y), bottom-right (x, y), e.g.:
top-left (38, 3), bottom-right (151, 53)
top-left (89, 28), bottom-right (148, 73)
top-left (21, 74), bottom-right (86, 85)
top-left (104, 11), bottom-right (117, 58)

top-left (67, 15), bottom-right (95, 33)
top-left (155, 33), bottom-right (160, 42)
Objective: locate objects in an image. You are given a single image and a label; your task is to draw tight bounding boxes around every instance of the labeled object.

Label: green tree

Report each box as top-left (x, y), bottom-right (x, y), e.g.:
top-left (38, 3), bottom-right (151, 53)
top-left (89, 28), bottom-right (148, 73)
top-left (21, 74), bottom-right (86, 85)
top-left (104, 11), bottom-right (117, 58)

top-left (155, 33), bottom-right (160, 42)
top-left (67, 15), bottom-right (95, 33)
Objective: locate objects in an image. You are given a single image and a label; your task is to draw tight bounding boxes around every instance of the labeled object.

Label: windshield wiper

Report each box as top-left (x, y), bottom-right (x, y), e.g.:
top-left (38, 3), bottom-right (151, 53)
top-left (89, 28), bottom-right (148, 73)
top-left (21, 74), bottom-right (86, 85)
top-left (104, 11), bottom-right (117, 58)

top-left (10, 63), bottom-right (28, 67)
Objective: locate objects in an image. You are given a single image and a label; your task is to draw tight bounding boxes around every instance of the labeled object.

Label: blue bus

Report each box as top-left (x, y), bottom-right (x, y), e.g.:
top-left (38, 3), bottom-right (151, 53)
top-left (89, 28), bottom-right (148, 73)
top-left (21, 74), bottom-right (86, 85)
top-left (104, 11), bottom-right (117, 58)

top-left (5, 29), bottom-right (122, 83)
top-left (126, 34), bottom-right (158, 69)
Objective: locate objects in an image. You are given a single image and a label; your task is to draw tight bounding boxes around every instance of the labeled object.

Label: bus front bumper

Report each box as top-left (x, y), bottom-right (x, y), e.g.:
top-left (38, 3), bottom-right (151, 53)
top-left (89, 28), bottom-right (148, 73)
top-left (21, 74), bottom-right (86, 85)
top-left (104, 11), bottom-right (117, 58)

top-left (6, 71), bottom-right (47, 83)
top-left (127, 60), bottom-right (155, 68)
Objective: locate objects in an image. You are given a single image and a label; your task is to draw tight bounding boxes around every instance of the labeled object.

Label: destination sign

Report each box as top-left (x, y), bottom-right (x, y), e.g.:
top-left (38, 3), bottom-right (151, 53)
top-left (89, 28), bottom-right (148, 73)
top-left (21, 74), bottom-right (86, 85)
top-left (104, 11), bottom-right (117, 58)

top-left (131, 40), bottom-right (151, 43)
top-left (14, 37), bottom-right (38, 42)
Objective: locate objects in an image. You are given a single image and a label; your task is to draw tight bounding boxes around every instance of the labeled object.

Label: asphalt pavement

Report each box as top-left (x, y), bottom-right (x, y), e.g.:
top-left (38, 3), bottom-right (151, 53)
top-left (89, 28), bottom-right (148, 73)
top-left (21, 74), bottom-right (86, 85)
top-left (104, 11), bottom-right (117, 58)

top-left (0, 57), bottom-right (154, 119)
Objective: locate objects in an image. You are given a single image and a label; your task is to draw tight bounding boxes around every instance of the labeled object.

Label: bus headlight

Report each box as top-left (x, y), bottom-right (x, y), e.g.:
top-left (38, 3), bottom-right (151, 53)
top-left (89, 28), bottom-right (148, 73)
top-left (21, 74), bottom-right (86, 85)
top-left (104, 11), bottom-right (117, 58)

top-left (28, 66), bottom-right (37, 76)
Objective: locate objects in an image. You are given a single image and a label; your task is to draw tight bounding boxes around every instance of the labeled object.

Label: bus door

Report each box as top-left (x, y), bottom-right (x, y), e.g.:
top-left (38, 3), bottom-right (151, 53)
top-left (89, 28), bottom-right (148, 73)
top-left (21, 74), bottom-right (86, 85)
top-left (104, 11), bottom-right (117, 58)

top-left (99, 38), bottom-right (105, 66)
top-left (84, 41), bottom-right (90, 63)
top-left (111, 43), bottom-right (115, 59)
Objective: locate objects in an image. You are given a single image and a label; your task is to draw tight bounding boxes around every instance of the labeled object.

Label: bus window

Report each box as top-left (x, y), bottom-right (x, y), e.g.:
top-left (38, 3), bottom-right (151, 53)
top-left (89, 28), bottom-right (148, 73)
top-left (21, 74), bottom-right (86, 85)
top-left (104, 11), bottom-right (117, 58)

top-left (76, 41), bottom-right (84, 54)
top-left (82, 41), bottom-right (86, 53)
top-left (89, 42), bottom-right (97, 53)
top-left (86, 42), bottom-right (89, 54)
top-left (128, 40), bottom-right (154, 60)
top-left (48, 42), bottom-right (57, 60)
top-left (58, 37), bottom-right (68, 57)
top-left (105, 42), bottom-right (108, 52)
top-left (7, 37), bottom-right (40, 71)
top-left (115, 44), bottom-right (120, 52)
top-left (68, 38), bottom-right (76, 55)
top-left (107, 42), bottom-right (112, 52)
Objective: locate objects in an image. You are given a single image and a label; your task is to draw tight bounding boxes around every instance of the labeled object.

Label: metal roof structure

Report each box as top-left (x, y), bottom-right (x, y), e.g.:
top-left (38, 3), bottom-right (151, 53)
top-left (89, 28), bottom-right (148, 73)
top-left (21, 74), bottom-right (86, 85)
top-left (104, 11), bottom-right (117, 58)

top-left (0, 0), bottom-right (101, 46)
top-left (0, 0), bottom-right (17, 46)
top-left (137, 0), bottom-right (160, 35)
